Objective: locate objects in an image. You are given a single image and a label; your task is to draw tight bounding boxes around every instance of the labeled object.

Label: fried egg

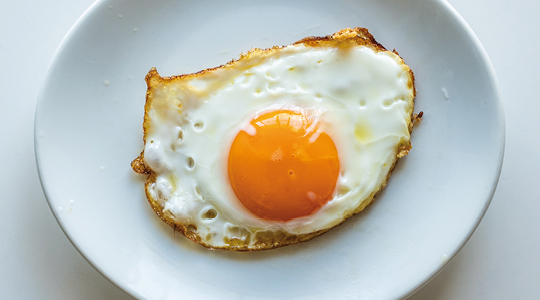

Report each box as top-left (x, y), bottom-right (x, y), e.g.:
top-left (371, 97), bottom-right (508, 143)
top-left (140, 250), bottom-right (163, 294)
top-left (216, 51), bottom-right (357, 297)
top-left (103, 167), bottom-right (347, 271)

top-left (132, 28), bottom-right (416, 250)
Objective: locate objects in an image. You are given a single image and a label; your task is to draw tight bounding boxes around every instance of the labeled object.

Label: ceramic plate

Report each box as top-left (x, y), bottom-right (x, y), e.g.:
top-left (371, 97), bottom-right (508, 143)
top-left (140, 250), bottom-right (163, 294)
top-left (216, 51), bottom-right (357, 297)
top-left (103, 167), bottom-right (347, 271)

top-left (35, 0), bottom-right (504, 298)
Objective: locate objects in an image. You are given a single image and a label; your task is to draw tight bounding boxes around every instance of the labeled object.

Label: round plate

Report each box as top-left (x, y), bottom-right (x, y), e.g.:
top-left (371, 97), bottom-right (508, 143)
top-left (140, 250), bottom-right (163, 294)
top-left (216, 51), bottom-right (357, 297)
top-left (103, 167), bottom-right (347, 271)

top-left (35, 0), bottom-right (504, 299)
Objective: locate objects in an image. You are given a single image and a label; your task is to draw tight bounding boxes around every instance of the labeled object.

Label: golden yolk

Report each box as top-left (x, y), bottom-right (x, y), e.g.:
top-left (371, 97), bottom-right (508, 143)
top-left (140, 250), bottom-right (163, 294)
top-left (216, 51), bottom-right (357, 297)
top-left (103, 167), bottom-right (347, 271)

top-left (227, 110), bottom-right (340, 221)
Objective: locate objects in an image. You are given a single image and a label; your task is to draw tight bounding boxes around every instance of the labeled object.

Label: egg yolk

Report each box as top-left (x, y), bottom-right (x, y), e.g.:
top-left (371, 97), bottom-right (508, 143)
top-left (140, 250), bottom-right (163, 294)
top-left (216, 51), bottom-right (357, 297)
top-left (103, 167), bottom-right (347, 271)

top-left (228, 110), bottom-right (340, 221)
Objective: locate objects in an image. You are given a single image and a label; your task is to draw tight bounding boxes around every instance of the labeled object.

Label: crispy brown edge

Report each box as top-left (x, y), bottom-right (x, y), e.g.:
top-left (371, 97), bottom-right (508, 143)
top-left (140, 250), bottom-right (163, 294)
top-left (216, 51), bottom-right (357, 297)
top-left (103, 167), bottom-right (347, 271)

top-left (131, 27), bottom-right (418, 251)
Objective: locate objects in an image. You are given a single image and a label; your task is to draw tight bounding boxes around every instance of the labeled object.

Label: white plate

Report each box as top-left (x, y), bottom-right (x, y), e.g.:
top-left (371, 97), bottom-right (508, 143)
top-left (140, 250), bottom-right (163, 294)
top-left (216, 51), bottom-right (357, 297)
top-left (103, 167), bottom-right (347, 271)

top-left (35, 0), bottom-right (504, 299)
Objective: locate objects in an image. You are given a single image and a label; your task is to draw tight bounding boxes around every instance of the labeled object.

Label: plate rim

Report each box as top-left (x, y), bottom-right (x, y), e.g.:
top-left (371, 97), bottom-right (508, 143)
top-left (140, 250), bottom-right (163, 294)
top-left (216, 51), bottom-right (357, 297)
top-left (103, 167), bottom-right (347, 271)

top-left (401, 0), bottom-right (506, 297)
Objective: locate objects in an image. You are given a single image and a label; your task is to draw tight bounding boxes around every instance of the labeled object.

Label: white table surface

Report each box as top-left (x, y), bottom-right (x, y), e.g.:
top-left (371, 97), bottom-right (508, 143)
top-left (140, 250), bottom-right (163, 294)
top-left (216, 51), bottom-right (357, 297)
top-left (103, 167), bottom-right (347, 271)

top-left (1, 0), bottom-right (538, 299)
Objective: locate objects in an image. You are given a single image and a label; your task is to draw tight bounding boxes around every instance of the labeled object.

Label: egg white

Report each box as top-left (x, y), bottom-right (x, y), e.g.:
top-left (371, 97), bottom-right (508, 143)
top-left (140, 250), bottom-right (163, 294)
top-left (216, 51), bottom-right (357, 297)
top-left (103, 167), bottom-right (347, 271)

top-left (143, 44), bottom-right (413, 248)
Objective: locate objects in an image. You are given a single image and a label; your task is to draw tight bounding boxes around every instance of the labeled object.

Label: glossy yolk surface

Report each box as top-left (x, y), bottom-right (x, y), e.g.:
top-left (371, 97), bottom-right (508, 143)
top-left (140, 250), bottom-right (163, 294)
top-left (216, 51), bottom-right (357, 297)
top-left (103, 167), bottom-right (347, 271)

top-left (228, 110), bottom-right (340, 221)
